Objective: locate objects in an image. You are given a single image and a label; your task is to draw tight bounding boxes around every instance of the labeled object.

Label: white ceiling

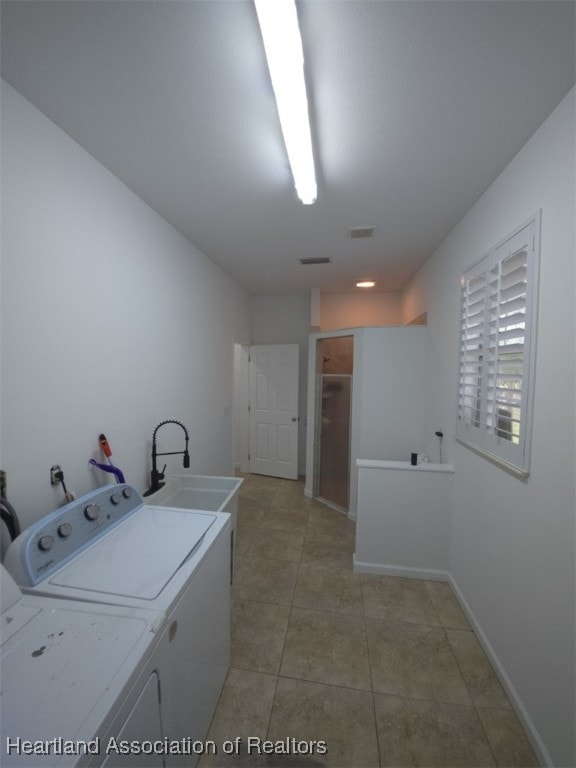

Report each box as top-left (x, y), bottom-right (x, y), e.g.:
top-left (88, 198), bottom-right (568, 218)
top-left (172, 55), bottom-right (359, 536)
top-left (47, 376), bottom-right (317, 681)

top-left (1, 1), bottom-right (574, 295)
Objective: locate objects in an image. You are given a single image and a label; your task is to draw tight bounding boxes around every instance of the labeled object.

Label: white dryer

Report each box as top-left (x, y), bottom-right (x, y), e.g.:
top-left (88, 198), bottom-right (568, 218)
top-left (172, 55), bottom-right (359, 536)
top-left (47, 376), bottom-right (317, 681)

top-left (5, 484), bottom-right (232, 768)
top-left (1, 565), bottom-right (166, 767)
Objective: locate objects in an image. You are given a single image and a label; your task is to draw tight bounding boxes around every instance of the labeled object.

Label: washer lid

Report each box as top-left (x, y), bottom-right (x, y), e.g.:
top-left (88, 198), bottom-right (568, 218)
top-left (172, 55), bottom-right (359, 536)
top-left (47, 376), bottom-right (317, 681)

top-left (49, 507), bottom-right (216, 600)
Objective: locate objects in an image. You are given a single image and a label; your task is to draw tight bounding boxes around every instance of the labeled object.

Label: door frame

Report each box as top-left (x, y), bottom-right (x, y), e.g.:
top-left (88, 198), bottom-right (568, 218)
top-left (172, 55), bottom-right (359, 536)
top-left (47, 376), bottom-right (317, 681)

top-left (233, 344), bottom-right (251, 474)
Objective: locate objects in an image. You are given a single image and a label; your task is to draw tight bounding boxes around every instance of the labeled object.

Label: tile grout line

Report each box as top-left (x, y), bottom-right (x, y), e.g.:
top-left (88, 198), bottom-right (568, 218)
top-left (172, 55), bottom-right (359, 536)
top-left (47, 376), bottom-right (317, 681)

top-left (362, 586), bottom-right (383, 768)
top-left (441, 624), bottom-right (506, 768)
top-left (262, 482), bottom-right (293, 745)
top-left (235, 475), bottom-right (537, 767)
top-left (233, 499), bottom-right (284, 759)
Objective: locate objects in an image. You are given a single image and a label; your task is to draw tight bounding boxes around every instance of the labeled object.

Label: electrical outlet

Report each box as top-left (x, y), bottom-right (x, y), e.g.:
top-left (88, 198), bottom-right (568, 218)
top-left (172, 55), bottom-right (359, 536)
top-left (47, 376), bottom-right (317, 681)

top-left (50, 465), bottom-right (62, 485)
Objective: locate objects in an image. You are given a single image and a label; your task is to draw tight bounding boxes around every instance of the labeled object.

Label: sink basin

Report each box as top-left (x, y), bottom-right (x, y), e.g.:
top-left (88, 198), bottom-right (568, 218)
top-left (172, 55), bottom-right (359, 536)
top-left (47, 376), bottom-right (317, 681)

top-left (143, 474), bottom-right (244, 578)
top-left (143, 474), bottom-right (243, 514)
top-left (142, 475), bottom-right (244, 579)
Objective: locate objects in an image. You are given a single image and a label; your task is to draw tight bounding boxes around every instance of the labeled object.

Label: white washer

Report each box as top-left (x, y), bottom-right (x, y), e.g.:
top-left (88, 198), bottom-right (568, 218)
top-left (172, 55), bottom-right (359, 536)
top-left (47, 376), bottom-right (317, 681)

top-left (1, 565), bottom-right (166, 767)
top-left (5, 484), bottom-right (232, 768)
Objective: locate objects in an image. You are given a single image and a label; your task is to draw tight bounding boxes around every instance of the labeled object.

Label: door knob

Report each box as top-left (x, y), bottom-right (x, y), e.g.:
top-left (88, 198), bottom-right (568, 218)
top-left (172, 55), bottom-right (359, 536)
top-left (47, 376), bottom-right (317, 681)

top-left (291, 417), bottom-right (298, 422)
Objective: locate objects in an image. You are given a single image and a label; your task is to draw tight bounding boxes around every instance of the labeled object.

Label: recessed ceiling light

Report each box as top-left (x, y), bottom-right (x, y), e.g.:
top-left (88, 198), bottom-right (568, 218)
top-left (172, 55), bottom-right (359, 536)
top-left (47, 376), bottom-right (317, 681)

top-left (356, 280), bottom-right (376, 288)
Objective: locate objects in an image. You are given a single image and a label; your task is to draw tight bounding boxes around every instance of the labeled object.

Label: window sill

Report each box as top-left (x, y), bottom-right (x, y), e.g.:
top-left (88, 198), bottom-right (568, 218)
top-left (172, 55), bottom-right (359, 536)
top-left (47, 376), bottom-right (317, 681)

top-left (455, 436), bottom-right (530, 480)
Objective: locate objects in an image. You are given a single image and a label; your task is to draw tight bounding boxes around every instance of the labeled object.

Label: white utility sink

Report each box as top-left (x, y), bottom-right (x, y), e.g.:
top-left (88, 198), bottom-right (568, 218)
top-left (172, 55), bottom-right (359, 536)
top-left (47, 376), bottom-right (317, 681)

top-left (143, 474), bottom-right (243, 575)
top-left (143, 474), bottom-right (243, 514)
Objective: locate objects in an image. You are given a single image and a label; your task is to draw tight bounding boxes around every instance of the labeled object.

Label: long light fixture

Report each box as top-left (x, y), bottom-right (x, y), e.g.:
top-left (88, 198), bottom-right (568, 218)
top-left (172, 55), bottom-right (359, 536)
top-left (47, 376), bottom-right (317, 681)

top-left (254, 0), bottom-right (317, 205)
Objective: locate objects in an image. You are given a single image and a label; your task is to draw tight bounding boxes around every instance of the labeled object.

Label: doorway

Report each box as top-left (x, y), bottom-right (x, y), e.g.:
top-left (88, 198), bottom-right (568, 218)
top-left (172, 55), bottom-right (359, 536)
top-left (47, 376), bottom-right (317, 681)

top-left (315, 336), bottom-right (353, 511)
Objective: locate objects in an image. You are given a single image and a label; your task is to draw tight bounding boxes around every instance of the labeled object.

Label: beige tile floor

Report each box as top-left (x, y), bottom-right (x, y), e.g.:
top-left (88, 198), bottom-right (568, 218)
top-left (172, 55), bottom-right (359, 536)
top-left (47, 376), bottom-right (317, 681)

top-left (200, 474), bottom-right (539, 768)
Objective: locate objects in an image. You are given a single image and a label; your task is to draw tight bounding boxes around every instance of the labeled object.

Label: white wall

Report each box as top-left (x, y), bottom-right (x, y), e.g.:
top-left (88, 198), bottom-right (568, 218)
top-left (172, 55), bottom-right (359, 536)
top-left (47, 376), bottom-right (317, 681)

top-left (355, 461), bottom-right (454, 578)
top-left (356, 326), bottom-right (428, 462)
top-left (401, 88), bottom-right (575, 768)
top-left (0, 81), bottom-right (251, 531)
top-left (320, 291), bottom-right (402, 330)
top-left (250, 295), bottom-right (311, 476)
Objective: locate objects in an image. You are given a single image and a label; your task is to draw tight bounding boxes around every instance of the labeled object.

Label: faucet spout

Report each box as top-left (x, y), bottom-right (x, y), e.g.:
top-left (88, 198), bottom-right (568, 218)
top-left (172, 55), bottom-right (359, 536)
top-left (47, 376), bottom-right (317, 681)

top-left (143, 419), bottom-right (190, 496)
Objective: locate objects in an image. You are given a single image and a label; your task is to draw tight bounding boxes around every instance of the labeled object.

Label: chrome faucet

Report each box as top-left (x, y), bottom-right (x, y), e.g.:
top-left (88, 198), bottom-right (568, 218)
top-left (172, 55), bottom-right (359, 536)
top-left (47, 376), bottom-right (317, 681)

top-left (144, 419), bottom-right (190, 496)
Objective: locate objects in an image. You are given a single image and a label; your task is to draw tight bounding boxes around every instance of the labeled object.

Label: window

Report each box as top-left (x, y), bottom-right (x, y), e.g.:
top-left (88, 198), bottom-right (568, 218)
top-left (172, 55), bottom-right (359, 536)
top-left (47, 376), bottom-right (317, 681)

top-left (456, 213), bottom-right (540, 475)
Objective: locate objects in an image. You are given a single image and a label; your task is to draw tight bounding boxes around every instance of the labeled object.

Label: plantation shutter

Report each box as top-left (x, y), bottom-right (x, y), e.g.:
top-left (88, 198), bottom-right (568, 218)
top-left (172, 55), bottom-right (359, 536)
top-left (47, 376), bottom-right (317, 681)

top-left (458, 262), bottom-right (488, 431)
top-left (456, 215), bottom-right (539, 474)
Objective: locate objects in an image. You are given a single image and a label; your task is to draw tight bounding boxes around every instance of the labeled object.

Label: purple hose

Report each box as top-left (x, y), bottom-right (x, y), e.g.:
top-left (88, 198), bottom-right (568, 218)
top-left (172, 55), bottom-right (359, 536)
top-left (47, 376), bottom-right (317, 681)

top-left (89, 459), bottom-right (125, 484)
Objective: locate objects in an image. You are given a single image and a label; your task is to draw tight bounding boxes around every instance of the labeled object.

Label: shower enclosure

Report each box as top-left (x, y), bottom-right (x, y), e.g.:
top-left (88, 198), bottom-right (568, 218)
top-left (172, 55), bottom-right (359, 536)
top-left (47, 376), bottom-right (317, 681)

top-left (315, 336), bottom-right (353, 511)
top-left (306, 326), bottom-right (429, 519)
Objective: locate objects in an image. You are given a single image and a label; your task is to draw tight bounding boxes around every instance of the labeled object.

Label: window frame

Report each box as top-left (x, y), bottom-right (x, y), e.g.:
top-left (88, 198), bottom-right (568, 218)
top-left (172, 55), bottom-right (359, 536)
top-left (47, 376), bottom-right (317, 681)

top-left (455, 212), bottom-right (541, 476)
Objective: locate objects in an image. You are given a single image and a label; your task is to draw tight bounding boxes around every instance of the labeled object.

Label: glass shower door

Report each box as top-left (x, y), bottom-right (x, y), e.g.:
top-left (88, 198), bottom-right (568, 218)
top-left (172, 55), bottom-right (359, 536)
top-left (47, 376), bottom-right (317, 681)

top-left (315, 335), bottom-right (353, 512)
top-left (318, 374), bottom-right (351, 510)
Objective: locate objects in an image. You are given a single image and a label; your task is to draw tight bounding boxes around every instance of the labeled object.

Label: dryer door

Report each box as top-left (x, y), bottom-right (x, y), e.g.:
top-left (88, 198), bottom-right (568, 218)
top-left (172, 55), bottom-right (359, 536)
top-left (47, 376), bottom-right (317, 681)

top-left (102, 673), bottom-right (163, 768)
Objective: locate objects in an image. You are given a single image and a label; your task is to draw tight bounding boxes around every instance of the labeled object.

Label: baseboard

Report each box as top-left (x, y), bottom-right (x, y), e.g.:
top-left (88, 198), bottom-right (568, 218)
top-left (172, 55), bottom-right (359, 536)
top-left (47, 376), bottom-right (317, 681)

top-left (303, 489), bottom-right (357, 521)
top-left (316, 496), bottom-right (348, 515)
top-left (354, 559), bottom-right (550, 763)
top-left (448, 575), bottom-right (551, 768)
top-left (353, 555), bottom-right (448, 582)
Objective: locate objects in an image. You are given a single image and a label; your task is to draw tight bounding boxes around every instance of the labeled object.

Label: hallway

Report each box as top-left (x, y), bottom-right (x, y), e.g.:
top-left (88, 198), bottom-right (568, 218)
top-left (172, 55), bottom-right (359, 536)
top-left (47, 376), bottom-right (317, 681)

top-left (201, 474), bottom-right (538, 767)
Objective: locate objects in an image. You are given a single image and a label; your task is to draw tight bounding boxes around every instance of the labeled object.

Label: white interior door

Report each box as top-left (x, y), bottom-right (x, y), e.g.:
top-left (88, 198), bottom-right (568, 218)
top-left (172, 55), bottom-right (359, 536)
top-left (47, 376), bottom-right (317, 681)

top-left (249, 344), bottom-right (299, 479)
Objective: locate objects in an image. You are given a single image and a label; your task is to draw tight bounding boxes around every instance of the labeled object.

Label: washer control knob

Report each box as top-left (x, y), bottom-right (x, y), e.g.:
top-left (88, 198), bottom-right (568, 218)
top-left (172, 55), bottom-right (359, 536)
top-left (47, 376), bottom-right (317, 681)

top-left (38, 535), bottom-right (54, 552)
top-left (57, 523), bottom-right (72, 538)
top-left (122, 487), bottom-right (133, 499)
top-left (84, 503), bottom-right (101, 521)
top-left (110, 493), bottom-right (122, 506)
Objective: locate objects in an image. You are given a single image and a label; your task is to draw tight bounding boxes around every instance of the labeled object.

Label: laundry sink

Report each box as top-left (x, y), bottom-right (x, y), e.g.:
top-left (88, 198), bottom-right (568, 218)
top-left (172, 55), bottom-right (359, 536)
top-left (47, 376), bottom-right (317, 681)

top-left (143, 474), bottom-right (243, 578)
top-left (143, 474), bottom-right (243, 514)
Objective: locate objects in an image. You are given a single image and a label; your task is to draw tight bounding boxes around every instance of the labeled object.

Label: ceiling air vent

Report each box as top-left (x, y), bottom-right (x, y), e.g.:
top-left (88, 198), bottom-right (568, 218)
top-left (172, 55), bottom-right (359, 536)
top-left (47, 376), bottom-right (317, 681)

top-left (300, 257), bottom-right (331, 265)
top-left (349, 226), bottom-right (375, 239)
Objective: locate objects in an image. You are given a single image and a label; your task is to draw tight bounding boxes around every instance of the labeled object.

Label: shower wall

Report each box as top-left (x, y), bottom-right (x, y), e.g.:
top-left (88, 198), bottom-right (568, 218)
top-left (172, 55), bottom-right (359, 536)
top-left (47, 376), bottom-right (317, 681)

top-left (306, 326), bottom-right (429, 517)
top-left (356, 326), bottom-right (428, 462)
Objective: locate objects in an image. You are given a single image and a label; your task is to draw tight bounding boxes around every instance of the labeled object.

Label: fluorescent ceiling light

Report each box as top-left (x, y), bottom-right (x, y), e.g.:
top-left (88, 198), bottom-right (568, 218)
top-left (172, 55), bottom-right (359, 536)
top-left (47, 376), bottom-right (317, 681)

top-left (356, 280), bottom-right (376, 288)
top-left (254, 0), bottom-right (317, 205)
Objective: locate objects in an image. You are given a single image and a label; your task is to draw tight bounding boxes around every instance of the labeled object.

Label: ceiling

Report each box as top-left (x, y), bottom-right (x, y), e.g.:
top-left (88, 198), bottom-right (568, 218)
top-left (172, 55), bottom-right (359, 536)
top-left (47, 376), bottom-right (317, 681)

top-left (1, 1), bottom-right (574, 296)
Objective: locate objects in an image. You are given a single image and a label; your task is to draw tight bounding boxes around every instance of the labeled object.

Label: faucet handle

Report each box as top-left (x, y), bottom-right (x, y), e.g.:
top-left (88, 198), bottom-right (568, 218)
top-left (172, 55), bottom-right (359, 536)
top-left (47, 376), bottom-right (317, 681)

top-left (158, 464), bottom-right (167, 481)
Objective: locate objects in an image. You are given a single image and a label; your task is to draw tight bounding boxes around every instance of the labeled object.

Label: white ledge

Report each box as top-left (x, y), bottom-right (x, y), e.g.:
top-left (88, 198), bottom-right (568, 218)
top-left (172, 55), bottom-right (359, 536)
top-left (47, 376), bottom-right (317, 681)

top-left (356, 459), bottom-right (455, 473)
